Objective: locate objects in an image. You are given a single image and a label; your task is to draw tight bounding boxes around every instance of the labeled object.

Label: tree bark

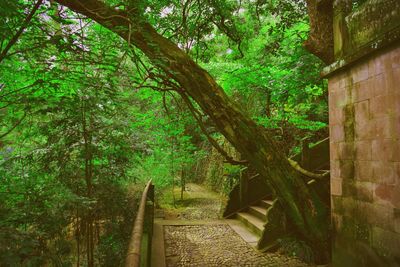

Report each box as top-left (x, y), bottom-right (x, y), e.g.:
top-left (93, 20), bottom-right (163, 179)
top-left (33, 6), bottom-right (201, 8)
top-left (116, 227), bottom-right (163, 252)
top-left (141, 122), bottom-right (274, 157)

top-left (304, 0), bottom-right (334, 64)
top-left (53, 0), bottom-right (330, 257)
top-left (81, 99), bottom-right (94, 267)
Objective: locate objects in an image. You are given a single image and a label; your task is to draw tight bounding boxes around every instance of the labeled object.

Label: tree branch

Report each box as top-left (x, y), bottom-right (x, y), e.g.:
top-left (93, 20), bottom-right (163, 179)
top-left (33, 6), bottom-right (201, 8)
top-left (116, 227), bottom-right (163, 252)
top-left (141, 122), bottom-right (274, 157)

top-left (304, 0), bottom-right (334, 64)
top-left (288, 158), bottom-right (330, 179)
top-left (0, 0), bottom-right (44, 64)
top-left (180, 92), bottom-right (246, 166)
top-left (0, 79), bottom-right (43, 100)
top-left (0, 112), bottom-right (27, 139)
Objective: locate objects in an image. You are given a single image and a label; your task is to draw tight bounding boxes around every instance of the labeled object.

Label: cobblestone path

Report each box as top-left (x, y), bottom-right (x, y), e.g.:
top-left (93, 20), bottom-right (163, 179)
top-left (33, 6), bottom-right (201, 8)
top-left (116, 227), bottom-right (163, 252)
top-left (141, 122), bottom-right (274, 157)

top-left (164, 224), bottom-right (310, 267)
top-left (158, 184), bottom-right (310, 267)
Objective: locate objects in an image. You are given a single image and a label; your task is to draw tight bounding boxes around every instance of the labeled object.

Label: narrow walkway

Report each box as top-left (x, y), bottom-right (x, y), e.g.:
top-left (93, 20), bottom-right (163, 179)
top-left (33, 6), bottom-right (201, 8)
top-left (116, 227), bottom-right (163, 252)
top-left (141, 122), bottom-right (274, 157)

top-left (160, 183), bottom-right (226, 220)
top-left (152, 183), bottom-right (310, 267)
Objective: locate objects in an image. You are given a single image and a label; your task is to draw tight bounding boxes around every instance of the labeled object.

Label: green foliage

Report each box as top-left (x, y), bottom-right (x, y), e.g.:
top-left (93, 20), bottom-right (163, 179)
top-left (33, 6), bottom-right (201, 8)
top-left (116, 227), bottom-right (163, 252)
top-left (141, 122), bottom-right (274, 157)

top-left (200, 11), bottom-right (328, 150)
top-left (0, 0), bottom-right (329, 264)
top-left (220, 164), bottom-right (241, 195)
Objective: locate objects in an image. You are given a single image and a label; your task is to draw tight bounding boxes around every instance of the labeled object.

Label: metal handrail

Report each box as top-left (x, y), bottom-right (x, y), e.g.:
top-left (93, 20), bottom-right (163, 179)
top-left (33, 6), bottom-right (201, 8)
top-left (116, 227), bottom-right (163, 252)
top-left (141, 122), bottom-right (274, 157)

top-left (125, 180), bottom-right (154, 267)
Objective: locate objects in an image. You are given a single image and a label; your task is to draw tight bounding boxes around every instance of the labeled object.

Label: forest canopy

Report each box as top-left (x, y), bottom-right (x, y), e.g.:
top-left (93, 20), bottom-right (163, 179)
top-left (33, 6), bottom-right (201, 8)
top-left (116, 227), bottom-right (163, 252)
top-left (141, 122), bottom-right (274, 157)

top-left (0, 0), bottom-right (329, 265)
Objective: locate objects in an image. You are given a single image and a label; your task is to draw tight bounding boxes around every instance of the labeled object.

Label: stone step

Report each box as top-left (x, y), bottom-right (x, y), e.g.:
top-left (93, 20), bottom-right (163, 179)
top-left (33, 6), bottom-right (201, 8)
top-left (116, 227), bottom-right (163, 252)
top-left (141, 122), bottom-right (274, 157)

top-left (236, 211), bottom-right (264, 237)
top-left (248, 205), bottom-right (267, 221)
top-left (258, 199), bottom-right (274, 209)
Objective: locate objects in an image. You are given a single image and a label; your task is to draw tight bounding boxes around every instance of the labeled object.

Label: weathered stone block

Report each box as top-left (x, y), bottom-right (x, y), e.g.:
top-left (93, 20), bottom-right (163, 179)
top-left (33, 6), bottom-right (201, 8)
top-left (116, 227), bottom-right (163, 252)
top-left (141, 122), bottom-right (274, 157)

top-left (394, 208), bottom-right (400, 234)
top-left (390, 184), bottom-right (400, 209)
top-left (372, 161), bottom-right (397, 185)
top-left (390, 140), bottom-right (400, 162)
top-left (345, 0), bottom-right (400, 59)
top-left (355, 119), bottom-right (376, 140)
top-left (331, 124), bottom-right (346, 142)
top-left (369, 56), bottom-right (385, 77)
top-left (370, 95), bottom-right (391, 118)
top-left (393, 92), bottom-right (400, 115)
top-left (339, 160), bottom-right (355, 179)
top-left (371, 73), bottom-right (387, 97)
top-left (330, 72), bottom-right (346, 88)
top-left (332, 196), bottom-right (344, 213)
top-left (329, 107), bottom-right (344, 126)
top-left (332, 212), bottom-right (343, 231)
top-left (354, 100), bottom-right (370, 123)
top-left (339, 142), bottom-right (355, 160)
top-left (329, 142), bottom-right (340, 161)
top-left (343, 103), bottom-right (355, 141)
top-left (355, 181), bottom-right (375, 203)
top-left (331, 178), bottom-right (343, 196)
top-left (383, 48), bottom-right (397, 72)
top-left (339, 197), bottom-right (359, 220)
top-left (341, 182), bottom-right (356, 200)
top-left (375, 184), bottom-right (395, 204)
top-left (331, 159), bottom-right (341, 179)
top-left (374, 116), bottom-right (394, 139)
top-left (339, 75), bottom-right (353, 89)
top-left (352, 64), bottom-right (369, 83)
top-left (368, 58), bottom-right (377, 77)
top-left (329, 89), bottom-right (347, 109)
top-left (383, 69), bottom-right (397, 97)
top-left (328, 77), bottom-right (340, 93)
top-left (358, 202), bottom-right (393, 231)
top-left (387, 67), bottom-right (400, 95)
top-left (330, 142), bottom-right (339, 161)
top-left (355, 141), bottom-right (372, 160)
top-left (355, 160), bottom-right (374, 182)
top-left (342, 181), bottom-right (374, 203)
top-left (353, 80), bottom-right (372, 103)
top-left (394, 116), bottom-right (400, 139)
top-left (371, 139), bottom-right (393, 161)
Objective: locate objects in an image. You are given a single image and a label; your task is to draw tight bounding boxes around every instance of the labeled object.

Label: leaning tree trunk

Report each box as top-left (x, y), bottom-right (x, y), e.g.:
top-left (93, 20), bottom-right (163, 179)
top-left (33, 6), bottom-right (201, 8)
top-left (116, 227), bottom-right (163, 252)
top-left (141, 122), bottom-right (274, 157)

top-left (54, 0), bottom-right (330, 257)
top-left (304, 0), bottom-right (334, 64)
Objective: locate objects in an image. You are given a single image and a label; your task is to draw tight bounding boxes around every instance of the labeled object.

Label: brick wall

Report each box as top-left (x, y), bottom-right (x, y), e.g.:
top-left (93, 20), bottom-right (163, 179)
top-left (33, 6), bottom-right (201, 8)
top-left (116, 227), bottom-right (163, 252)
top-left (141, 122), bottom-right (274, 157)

top-left (329, 45), bottom-right (400, 266)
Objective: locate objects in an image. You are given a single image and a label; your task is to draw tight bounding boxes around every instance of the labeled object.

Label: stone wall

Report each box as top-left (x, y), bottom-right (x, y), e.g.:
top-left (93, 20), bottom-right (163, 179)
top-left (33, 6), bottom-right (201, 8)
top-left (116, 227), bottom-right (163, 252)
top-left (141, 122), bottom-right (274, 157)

top-left (328, 44), bottom-right (400, 266)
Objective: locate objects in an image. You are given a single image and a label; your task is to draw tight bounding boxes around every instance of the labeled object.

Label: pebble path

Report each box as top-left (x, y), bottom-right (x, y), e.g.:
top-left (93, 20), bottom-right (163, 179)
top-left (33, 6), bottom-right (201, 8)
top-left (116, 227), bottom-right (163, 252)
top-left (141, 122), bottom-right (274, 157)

top-left (160, 184), bottom-right (311, 267)
top-left (164, 224), bottom-right (310, 267)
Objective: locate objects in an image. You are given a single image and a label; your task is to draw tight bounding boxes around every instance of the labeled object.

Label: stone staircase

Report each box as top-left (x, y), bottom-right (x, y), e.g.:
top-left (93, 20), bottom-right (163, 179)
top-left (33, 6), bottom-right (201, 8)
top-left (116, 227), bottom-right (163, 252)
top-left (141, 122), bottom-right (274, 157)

top-left (223, 137), bottom-right (330, 251)
top-left (236, 198), bottom-right (273, 237)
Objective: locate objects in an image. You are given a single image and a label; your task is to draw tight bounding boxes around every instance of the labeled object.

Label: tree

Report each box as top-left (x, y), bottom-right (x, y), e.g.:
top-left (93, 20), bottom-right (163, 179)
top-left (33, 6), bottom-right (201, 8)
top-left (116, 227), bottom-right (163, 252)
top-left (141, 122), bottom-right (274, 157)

top-left (52, 0), bottom-right (330, 258)
top-left (0, 7), bottom-right (150, 264)
top-left (304, 0), bottom-right (334, 64)
top-left (203, 17), bottom-right (328, 149)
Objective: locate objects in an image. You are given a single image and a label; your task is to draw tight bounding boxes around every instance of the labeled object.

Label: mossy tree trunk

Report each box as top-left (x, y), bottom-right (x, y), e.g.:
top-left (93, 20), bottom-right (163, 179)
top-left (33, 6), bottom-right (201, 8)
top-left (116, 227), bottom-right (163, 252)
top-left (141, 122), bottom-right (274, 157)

top-left (54, 0), bottom-right (330, 258)
top-left (304, 0), bottom-right (334, 64)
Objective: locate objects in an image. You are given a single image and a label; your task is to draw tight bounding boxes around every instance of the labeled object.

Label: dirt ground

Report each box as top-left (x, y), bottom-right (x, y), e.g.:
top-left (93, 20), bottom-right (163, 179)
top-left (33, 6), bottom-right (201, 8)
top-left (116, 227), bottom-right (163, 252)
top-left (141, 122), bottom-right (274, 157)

top-left (157, 183), bottom-right (227, 220)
